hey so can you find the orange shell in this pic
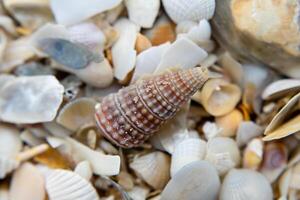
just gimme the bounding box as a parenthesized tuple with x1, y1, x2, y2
(95, 67, 209, 148)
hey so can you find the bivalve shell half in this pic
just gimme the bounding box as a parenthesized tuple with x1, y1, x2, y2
(161, 161, 220, 200)
(171, 138, 206, 176)
(220, 169, 273, 200)
(45, 169, 100, 200)
(262, 79, 300, 100)
(129, 151, 170, 189)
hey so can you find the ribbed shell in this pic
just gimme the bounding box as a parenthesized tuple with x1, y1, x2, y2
(45, 169, 100, 200)
(0, 156, 19, 179)
(95, 67, 208, 148)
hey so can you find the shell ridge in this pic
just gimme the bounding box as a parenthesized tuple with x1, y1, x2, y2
(153, 78, 176, 107)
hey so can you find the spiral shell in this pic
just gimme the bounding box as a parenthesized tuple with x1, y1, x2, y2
(95, 67, 209, 148)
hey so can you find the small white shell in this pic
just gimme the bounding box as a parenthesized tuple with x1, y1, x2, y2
(0, 156, 19, 179)
(162, 0, 215, 23)
(161, 161, 220, 200)
(125, 0, 160, 28)
(129, 151, 170, 189)
(220, 169, 273, 200)
(171, 138, 206, 176)
(45, 169, 100, 200)
(205, 137, 241, 176)
(0, 124, 22, 157)
(262, 79, 300, 100)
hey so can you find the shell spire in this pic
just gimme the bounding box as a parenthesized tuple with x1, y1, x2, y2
(95, 67, 209, 148)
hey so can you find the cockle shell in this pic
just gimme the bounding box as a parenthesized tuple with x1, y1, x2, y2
(95, 67, 209, 148)
(162, 0, 215, 24)
(129, 151, 170, 189)
(220, 169, 273, 200)
(171, 138, 206, 176)
(45, 169, 100, 200)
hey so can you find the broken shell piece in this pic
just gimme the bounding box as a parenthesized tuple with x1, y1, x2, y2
(161, 161, 220, 200)
(220, 169, 273, 200)
(0, 75, 64, 124)
(46, 169, 100, 200)
(202, 121, 222, 140)
(0, 124, 22, 157)
(57, 98, 96, 131)
(243, 138, 263, 170)
(43, 121, 72, 137)
(9, 163, 46, 200)
(50, 0, 122, 26)
(194, 78, 241, 116)
(236, 121, 263, 147)
(176, 21, 197, 34)
(74, 161, 93, 181)
(128, 186, 150, 200)
(205, 137, 241, 176)
(171, 138, 206, 176)
(129, 151, 170, 189)
(262, 79, 300, 100)
(135, 33, 152, 54)
(215, 109, 243, 137)
(125, 0, 160, 28)
(112, 18, 139, 82)
(144, 15, 176, 46)
(184, 20, 212, 45)
(117, 171, 134, 191)
(0, 156, 19, 179)
(162, 0, 215, 23)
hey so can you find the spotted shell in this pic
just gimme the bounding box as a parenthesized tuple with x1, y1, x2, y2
(95, 67, 209, 148)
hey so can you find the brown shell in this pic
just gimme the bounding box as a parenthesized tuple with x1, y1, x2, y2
(95, 67, 209, 148)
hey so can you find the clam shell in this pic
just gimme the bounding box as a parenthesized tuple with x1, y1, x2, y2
(236, 121, 263, 147)
(45, 169, 100, 200)
(0, 124, 22, 157)
(95, 67, 209, 148)
(171, 138, 206, 176)
(205, 137, 241, 175)
(0, 156, 19, 179)
(262, 79, 300, 100)
(215, 109, 243, 137)
(129, 151, 170, 189)
(125, 0, 160, 28)
(220, 169, 273, 200)
(161, 161, 220, 200)
(162, 0, 215, 23)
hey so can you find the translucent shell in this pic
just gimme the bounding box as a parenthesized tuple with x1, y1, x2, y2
(95, 67, 209, 148)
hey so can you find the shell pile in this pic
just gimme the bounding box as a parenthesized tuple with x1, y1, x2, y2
(0, 0, 300, 199)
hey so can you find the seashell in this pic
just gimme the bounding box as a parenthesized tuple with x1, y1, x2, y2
(135, 33, 152, 54)
(0, 156, 19, 179)
(57, 98, 97, 131)
(205, 137, 241, 176)
(262, 79, 300, 100)
(193, 78, 242, 116)
(3, 0, 53, 31)
(128, 186, 150, 200)
(260, 142, 288, 183)
(112, 18, 140, 82)
(125, 0, 160, 28)
(215, 109, 243, 137)
(16, 144, 50, 162)
(202, 121, 222, 140)
(129, 151, 170, 189)
(155, 37, 208, 73)
(50, 0, 122, 26)
(15, 62, 55, 76)
(74, 161, 93, 181)
(0, 75, 64, 124)
(220, 169, 273, 200)
(161, 160, 220, 200)
(43, 121, 73, 137)
(9, 163, 46, 200)
(0, 124, 22, 157)
(243, 138, 263, 170)
(175, 21, 198, 34)
(183, 19, 212, 45)
(144, 15, 176, 46)
(279, 168, 292, 199)
(236, 121, 263, 147)
(95, 67, 209, 148)
(171, 138, 206, 176)
(162, 0, 215, 24)
(45, 169, 100, 200)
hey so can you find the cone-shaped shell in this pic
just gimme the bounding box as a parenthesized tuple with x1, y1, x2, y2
(95, 67, 209, 148)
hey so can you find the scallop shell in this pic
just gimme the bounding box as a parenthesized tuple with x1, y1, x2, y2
(95, 67, 209, 148)
(220, 169, 273, 200)
(161, 161, 220, 200)
(262, 79, 300, 100)
(0, 156, 19, 179)
(171, 138, 206, 176)
(129, 151, 170, 189)
(162, 0, 215, 24)
(45, 169, 100, 200)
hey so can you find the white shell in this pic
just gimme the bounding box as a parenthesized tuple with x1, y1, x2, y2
(128, 186, 150, 200)
(129, 151, 170, 189)
(162, 0, 215, 23)
(74, 161, 93, 181)
(220, 169, 273, 200)
(50, 0, 122, 26)
(9, 163, 46, 200)
(0, 156, 19, 179)
(0, 75, 64, 124)
(205, 137, 241, 176)
(0, 124, 22, 157)
(184, 20, 211, 44)
(176, 21, 197, 34)
(112, 18, 140, 81)
(125, 0, 160, 28)
(46, 169, 100, 200)
(236, 121, 263, 147)
(171, 138, 206, 176)
(202, 121, 222, 140)
(161, 161, 220, 200)
(262, 79, 300, 100)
